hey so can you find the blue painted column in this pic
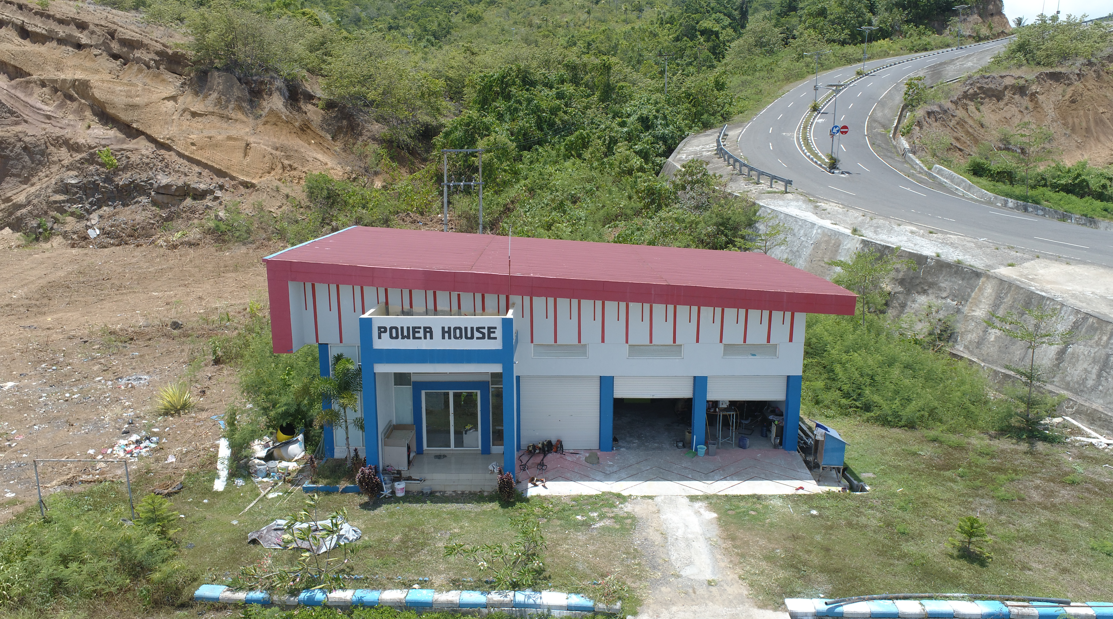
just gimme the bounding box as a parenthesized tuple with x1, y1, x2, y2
(318, 344, 334, 459)
(359, 322, 380, 468)
(783, 375, 802, 452)
(502, 316, 517, 477)
(599, 377, 614, 452)
(691, 376, 707, 450)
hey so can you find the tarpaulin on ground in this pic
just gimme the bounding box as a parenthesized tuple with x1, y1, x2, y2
(246, 518, 362, 555)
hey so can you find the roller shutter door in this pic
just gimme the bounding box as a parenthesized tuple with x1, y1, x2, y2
(520, 377, 599, 449)
(707, 376, 787, 400)
(614, 376, 693, 398)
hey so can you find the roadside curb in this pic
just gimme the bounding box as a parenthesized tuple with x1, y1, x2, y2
(786, 599, 1113, 619)
(194, 585, 620, 616)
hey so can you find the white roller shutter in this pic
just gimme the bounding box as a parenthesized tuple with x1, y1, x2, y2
(614, 376, 693, 398)
(520, 377, 599, 449)
(707, 376, 787, 400)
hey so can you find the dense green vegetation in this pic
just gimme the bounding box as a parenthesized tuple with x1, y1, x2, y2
(103, 0, 965, 246)
(987, 13, 1112, 69)
(962, 157, 1113, 219)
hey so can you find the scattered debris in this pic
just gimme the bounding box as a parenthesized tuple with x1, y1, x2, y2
(111, 434, 160, 459)
(116, 375, 151, 388)
(152, 479, 184, 497)
(247, 518, 363, 555)
(213, 438, 231, 492)
(0, 382, 16, 391)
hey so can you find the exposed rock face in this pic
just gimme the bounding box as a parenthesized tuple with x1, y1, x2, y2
(0, 0, 350, 235)
(909, 60, 1113, 166)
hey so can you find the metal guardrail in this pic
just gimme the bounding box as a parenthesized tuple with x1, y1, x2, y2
(716, 125, 793, 192)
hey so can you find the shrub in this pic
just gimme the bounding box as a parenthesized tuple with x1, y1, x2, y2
(97, 147, 118, 170)
(355, 465, 384, 502)
(155, 381, 195, 416)
(949, 516, 992, 564)
(135, 494, 180, 540)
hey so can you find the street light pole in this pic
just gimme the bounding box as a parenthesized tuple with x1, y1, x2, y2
(803, 50, 829, 103)
(858, 26, 878, 73)
(953, 4, 970, 48)
(820, 83, 846, 163)
(657, 52, 674, 100)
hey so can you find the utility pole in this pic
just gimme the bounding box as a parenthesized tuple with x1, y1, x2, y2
(803, 50, 829, 104)
(441, 149, 485, 233)
(657, 52, 674, 100)
(858, 26, 878, 73)
(953, 4, 971, 47)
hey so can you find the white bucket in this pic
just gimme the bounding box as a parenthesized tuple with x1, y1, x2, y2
(393, 481, 406, 497)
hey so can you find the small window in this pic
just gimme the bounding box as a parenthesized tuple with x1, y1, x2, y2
(490, 372, 503, 387)
(393, 372, 412, 386)
(532, 344, 588, 358)
(723, 344, 779, 359)
(628, 344, 683, 358)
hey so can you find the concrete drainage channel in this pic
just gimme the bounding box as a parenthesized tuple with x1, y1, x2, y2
(195, 585, 621, 616)
(786, 598, 1113, 619)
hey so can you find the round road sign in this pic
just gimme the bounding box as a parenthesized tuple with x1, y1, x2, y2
(840, 125, 849, 135)
(830, 125, 840, 136)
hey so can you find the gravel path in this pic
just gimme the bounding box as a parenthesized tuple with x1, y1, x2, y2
(630, 496, 788, 619)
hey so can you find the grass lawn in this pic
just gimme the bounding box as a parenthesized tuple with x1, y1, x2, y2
(168, 472, 642, 606)
(700, 418, 1113, 608)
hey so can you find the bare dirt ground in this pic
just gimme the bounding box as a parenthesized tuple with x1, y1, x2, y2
(631, 496, 788, 619)
(909, 57, 1113, 166)
(0, 236, 272, 523)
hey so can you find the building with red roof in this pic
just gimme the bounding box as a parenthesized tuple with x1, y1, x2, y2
(264, 226, 856, 484)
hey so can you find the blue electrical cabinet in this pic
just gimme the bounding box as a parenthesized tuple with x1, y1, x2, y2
(813, 422, 847, 470)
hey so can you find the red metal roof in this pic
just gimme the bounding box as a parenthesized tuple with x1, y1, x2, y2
(264, 227, 856, 351)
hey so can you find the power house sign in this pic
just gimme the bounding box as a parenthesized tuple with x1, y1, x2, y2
(371, 316, 503, 349)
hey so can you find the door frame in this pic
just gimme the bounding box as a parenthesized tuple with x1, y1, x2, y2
(412, 381, 491, 454)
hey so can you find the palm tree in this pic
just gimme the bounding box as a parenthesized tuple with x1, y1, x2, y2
(314, 353, 363, 463)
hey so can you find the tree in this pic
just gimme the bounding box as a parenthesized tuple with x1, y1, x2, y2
(996, 121, 1056, 201)
(984, 304, 1079, 448)
(949, 516, 992, 564)
(747, 216, 789, 254)
(313, 353, 364, 463)
(826, 247, 916, 325)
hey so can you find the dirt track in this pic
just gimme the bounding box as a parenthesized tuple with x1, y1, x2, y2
(0, 236, 271, 522)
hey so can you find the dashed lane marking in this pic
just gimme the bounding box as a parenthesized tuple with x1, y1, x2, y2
(778, 159, 787, 167)
(858, 163, 870, 172)
(900, 185, 926, 196)
(1034, 236, 1089, 249)
(777, 113, 783, 120)
(828, 185, 856, 196)
(990, 211, 1036, 221)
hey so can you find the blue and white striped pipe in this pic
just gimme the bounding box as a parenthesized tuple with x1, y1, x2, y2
(786, 599, 1113, 619)
(195, 585, 620, 615)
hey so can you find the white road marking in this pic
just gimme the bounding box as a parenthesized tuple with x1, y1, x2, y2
(841, 144, 846, 152)
(900, 185, 927, 196)
(778, 159, 787, 167)
(1034, 236, 1089, 249)
(800, 92, 807, 97)
(777, 113, 783, 120)
(990, 211, 1036, 221)
(857, 91, 862, 97)
(942, 217, 956, 221)
(769, 143, 773, 150)
(828, 185, 856, 196)
(788, 101, 794, 108)
(858, 162, 870, 172)
(769, 127, 773, 133)
(848, 103, 853, 110)
(840, 115, 845, 121)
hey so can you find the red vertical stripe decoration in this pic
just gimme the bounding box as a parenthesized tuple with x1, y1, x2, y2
(641, 303, 645, 322)
(789, 312, 796, 342)
(719, 308, 725, 344)
(327, 285, 332, 311)
(767, 311, 773, 343)
(553, 297, 558, 344)
(457, 293, 461, 312)
(337, 285, 344, 344)
(673, 305, 678, 344)
(601, 302, 606, 343)
(593, 300, 596, 322)
(696, 307, 701, 343)
(625, 302, 629, 344)
(408, 290, 413, 312)
(744, 309, 749, 343)
(432, 291, 437, 314)
(649, 304, 654, 343)
(688, 306, 692, 322)
(376, 287, 380, 304)
(482, 294, 486, 313)
(545, 298, 549, 319)
(782, 312, 787, 324)
(360, 287, 365, 314)
(311, 284, 320, 343)
(736, 309, 740, 324)
(577, 299, 582, 344)
(569, 298, 572, 315)
(303, 283, 308, 311)
(473, 293, 477, 315)
(529, 297, 535, 343)
(665, 305, 669, 323)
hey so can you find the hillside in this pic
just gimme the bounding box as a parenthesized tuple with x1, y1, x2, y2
(0, 0, 350, 245)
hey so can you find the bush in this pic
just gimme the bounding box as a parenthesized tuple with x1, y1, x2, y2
(135, 494, 180, 540)
(154, 381, 195, 416)
(803, 314, 1005, 431)
(97, 147, 118, 170)
(992, 15, 1113, 68)
(187, 2, 306, 81)
(0, 484, 179, 609)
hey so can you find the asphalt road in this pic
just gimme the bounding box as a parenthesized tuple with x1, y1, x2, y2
(735, 40, 1113, 268)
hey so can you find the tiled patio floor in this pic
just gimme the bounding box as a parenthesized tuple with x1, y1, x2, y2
(521, 443, 824, 496)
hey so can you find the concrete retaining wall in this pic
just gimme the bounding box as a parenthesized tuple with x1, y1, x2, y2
(759, 207, 1113, 434)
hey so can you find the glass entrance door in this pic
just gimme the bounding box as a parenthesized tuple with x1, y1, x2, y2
(423, 390, 481, 449)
